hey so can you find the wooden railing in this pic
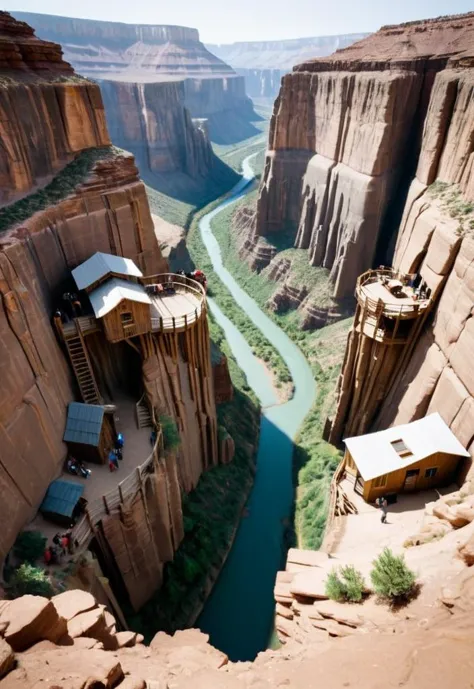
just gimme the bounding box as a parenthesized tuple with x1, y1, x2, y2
(355, 268, 430, 318)
(142, 273, 206, 332)
(62, 315, 100, 339)
(321, 455, 347, 552)
(71, 427, 162, 549)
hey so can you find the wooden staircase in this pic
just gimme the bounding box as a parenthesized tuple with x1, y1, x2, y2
(136, 394, 153, 429)
(64, 325, 102, 405)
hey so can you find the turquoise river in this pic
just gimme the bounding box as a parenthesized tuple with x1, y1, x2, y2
(196, 153, 317, 661)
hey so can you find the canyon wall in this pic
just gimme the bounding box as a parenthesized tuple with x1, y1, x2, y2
(0, 13, 226, 601)
(246, 14, 474, 302)
(207, 34, 368, 98)
(12, 11, 257, 150)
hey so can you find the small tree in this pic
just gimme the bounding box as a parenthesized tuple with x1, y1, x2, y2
(325, 565, 365, 603)
(370, 548, 416, 602)
(160, 415, 181, 452)
(9, 564, 54, 598)
(13, 531, 46, 564)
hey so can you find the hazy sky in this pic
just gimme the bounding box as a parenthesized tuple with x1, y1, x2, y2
(8, 0, 473, 43)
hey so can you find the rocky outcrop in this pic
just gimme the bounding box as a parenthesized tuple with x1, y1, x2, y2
(248, 13, 474, 301)
(235, 68, 285, 99)
(152, 215, 192, 271)
(0, 11, 109, 205)
(13, 11, 257, 147)
(6, 573, 474, 687)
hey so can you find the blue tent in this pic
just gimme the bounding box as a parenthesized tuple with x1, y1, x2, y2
(40, 479, 84, 524)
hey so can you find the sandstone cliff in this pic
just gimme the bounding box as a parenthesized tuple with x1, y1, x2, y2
(246, 13, 474, 304)
(13, 11, 258, 146)
(207, 34, 368, 98)
(3, 562, 474, 688)
(0, 13, 227, 598)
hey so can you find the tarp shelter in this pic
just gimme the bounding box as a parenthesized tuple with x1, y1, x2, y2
(72, 252, 143, 291)
(344, 413, 470, 502)
(63, 402, 115, 464)
(40, 479, 84, 527)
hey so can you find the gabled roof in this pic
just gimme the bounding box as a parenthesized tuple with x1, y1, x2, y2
(72, 252, 143, 290)
(63, 402, 105, 447)
(88, 278, 151, 319)
(344, 413, 470, 481)
(40, 479, 84, 519)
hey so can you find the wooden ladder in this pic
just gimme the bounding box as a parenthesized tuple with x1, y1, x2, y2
(64, 325, 102, 405)
(136, 396, 153, 429)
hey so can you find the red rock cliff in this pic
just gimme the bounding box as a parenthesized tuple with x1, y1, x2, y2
(249, 13, 474, 300)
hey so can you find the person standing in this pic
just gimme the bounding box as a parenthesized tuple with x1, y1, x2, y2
(377, 496, 388, 523)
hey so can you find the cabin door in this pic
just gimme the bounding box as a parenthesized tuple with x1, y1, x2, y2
(403, 469, 419, 491)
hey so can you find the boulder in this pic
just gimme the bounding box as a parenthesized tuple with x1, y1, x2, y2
(0, 639, 14, 679)
(310, 600, 364, 628)
(0, 596, 67, 652)
(286, 549, 329, 568)
(275, 603, 293, 620)
(51, 590, 97, 622)
(452, 505, 474, 525)
(289, 569, 329, 600)
(67, 607, 107, 639)
(310, 618, 357, 637)
(115, 631, 138, 648)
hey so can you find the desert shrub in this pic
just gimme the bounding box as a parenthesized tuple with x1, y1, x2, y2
(370, 548, 416, 601)
(160, 415, 181, 452)
(325, 565, 365, 602)
(13, 531, 46, 564)
(10, 564, 54, 598)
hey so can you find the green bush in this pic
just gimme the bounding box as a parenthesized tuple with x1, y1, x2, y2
(13, 531, 46, 564)
(160, 415, 181, 452)
(10, 564, 54, 598)
(370, 548, 416, 601)
(325, 565, 365, 602)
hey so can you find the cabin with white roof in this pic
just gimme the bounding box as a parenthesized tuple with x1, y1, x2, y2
(72, 252, 152, 342)
(343, 413, 470, 503)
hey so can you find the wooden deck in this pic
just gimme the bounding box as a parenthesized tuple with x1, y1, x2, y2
(150, 291, 203, 332)
(361, 281, 429, 317)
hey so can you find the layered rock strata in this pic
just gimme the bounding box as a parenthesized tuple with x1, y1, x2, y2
(330, 49, 474, 452)
(246, 13, 474, 301)
(5, 571, 474, 688)
(13, 11, 256, 148)
(0, 15, 227, 612)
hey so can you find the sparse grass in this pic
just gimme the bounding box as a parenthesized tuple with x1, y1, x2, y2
(428, 179, 474, 236)
(0, 146, 123, 233)
(205, 176, 353, 550)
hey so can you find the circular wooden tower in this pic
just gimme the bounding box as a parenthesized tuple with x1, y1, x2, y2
(328, 268, 432, 445)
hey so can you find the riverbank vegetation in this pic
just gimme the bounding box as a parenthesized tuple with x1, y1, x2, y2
(207, 182, 353, 550)
(127, 317, 260, 640)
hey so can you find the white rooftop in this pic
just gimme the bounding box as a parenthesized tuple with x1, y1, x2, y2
(89, 278, 151, 319)
(72, 252, 143, 291)
(344, 413, 470, 481)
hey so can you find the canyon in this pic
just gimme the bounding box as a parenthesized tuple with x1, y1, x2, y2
(12, 11, 256, 203)
(207, 33, 369, 98)
(0, 11, 255, 622)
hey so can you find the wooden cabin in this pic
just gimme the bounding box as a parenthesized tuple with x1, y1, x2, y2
(88, 278, 152, 342)
(63, 402, 115, 465)
(343, 413, 470, 503)
(72, 252, 152, 343)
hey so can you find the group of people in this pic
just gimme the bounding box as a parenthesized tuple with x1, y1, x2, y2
(66, 457, 91, 479)
(108, 433, 124, 472)
(177, 269, 208, 292)
(44, 531, 74, 566)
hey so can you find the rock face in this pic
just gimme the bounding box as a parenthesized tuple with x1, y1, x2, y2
(0, 11, 109, 206)
(0, 13, 226, 609)
(12, 11, 257, 148)
(248, 13, 474, 301)
(207, 34, 368, 98)
(5, 578, 474, 687)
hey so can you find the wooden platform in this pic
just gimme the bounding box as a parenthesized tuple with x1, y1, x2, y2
(361, 281, 429, 317)
(150, 291, 203, 332)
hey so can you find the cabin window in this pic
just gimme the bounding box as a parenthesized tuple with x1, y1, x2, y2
(373, 474, 387, 488)
(425, 467, 438, 479)
(390, 438, 413, 458)
(121, 312, 134, 325)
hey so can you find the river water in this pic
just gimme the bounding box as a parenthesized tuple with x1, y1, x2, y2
(196, 154, 316, 661)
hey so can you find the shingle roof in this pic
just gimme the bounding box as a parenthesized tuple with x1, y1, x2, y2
(63, 402, 105, 447)
(344, 413, 470, 481)
(72, 252, 143, 291)
(88, 278, 151, 319)
(40, 480, 84, 519)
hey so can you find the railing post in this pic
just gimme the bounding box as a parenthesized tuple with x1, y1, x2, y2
(103, 495, 110, 515)
(118, 483, 124, 503)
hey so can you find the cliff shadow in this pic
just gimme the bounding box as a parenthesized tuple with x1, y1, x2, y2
(206, 107, 264, 145)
